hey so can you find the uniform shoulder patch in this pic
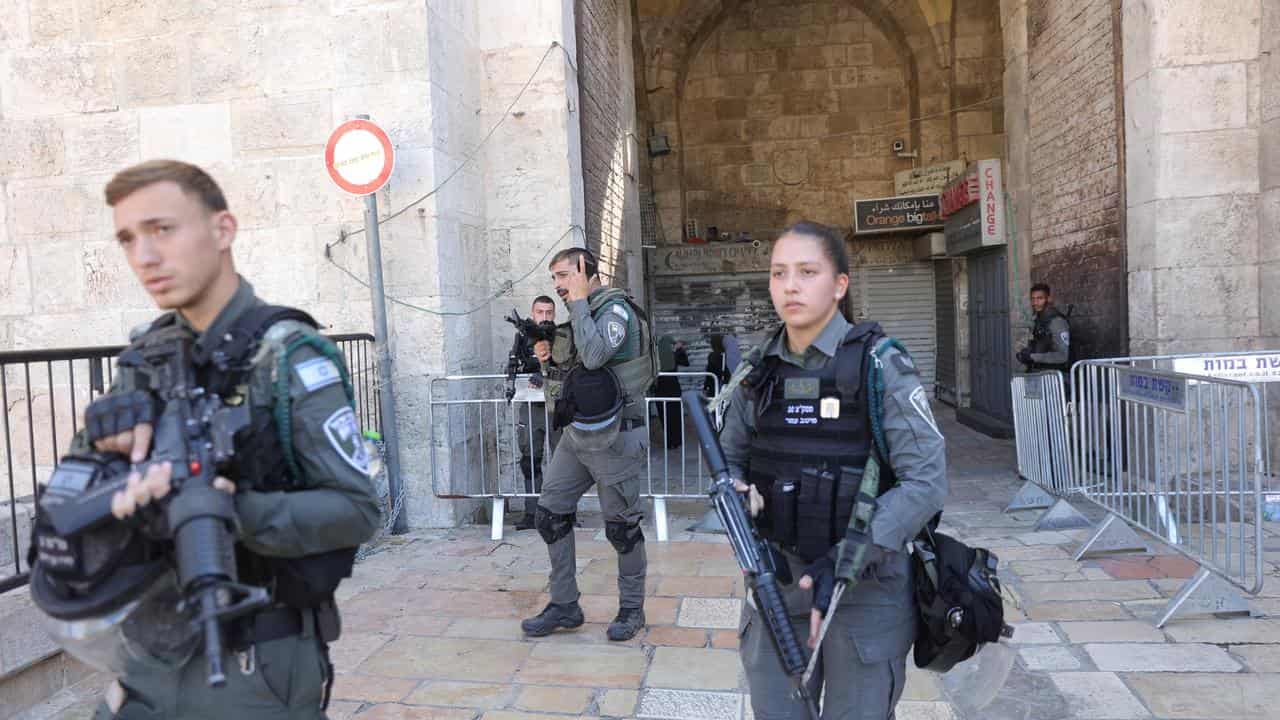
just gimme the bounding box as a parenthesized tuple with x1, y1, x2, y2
(1060, 331, 1070, 346)
(605, 319, 626, 347)
(323, 406, 371, 474)
(908, 386, 942, 438)
(295, 356, 342, 392)
(610, 303, 630, 321)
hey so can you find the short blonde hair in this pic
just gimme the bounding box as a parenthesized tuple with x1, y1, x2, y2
(104, 159, 228, 212)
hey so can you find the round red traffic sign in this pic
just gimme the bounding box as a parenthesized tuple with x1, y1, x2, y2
(325, 119, 395, 196)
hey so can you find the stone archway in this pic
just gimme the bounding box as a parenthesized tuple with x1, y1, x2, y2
(635, 0, 956, 243)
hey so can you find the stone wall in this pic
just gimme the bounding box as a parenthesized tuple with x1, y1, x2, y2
(575, 0, 643, 292)
(1027, 0, 1126, 360)
(952, 0, 1005, 163)
(1124, 0, 1267, 356)
(640, 0, 956, 245)
(0, 0, 592, 529)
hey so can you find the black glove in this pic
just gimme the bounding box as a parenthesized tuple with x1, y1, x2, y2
(84, 390, 157, 443)
(1016, 349, 1033, 366)
(802, 556, 836, 616)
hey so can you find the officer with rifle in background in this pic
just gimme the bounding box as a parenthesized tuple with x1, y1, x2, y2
(504, 296, 560, 530)
(27, 160, 381, 719)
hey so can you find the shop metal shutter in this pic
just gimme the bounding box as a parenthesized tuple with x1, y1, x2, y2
(857, 262, 937, 389)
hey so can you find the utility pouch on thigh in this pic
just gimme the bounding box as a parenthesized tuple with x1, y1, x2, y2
(768, 477, 799, 549)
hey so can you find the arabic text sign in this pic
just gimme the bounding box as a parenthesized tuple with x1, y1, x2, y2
(1171, 354, 1280, 384)
(853, 194, 942, 235)
(1117, 369, 1187, 413)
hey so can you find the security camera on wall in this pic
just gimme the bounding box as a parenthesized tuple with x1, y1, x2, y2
(892, 138, 918, 159)
(892, 139, 905, 153)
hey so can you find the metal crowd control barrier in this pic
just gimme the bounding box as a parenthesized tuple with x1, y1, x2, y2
(1071, 361, 1268, 626)
(0, 333, 380, 594)
(1011, 372, 1073, 491)
(427, 371, 720, 542)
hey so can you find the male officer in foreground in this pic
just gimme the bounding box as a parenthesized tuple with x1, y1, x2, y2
(1017, 282, 1071, 375)
(511, 295, 559, 530)
(32, 160, 381, 719)
(522, 248, 655, 642)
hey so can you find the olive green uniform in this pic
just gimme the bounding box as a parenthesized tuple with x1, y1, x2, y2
(720, 313, 948, 720)
(537, 289, 652, 610)
(91, 278, 381, 720)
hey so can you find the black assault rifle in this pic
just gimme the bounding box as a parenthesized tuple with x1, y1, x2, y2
(40, 336, 270, 686)
(682, 390, 820, 720)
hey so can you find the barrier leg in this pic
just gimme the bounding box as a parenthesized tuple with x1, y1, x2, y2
(1156, 567, 1254, 628)
(1032, 498, 1092, 532)
(491, 498, 505, 541)
(1005, 480, 1055, 513)
(1074, 514, 1150, 560)
(654, 497, 669, 542)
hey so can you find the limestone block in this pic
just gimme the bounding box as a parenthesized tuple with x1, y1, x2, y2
(1151, 0, 1260, 67)
(88, 0, 218, 42)
(1149, 194, 1258, 269)
(1261, 188, 1280, 261)
(0, 244, 32, 317)
(83, 240, 148, 308)
(232, 92, 332, 156)
(1261, 261, 1280, 338)
(1125, 134, 1156, 207)
(113, 36, 184, 106)
(957, 110, 994, 137)
(1127, 672, 1280, 719)
(189, 28, 259, 100)
(273, 156, 362, 226)
(29, 238, 86, 312)
(241, 16, 336, 96)
(1154, 265, 1259, 333)
(63, 112, 138, 175)
(1121, 0, 1152, 81)
(1, 46, 114, 116)
(1125, 202, 1156, 272)
(29, 0, 80, 44)
(233, 226, 319, 307)
(1154, 128, 1259, 198)
(1262, 117, 1280, 191)
(216, 160, 278, 229)
(0, 0, 30, 49)
(139, 104, 232, 167)
(0, 117, 63, 179)
(1151, 63, 1248, 133)
(1125, 71, 1154, 141)
(11, 309, 125, 352)
(5, 179, 105, 237)
(1050, 672, 1151, 719)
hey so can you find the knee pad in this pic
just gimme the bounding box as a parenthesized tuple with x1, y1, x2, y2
(534, 505, 575, 545)
(605, 520, 644, 554)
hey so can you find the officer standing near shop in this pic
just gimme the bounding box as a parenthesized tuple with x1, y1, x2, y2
(512, 295, 560, 531)
(719, 222, 947, 719)
(1017, 282, 1071, 375)
(28, 160, 381, 719)
(522, 247, 654, 642)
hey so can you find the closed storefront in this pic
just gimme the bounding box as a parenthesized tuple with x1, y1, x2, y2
(934, 259, 957, 405)
(855, 262, 937, 390)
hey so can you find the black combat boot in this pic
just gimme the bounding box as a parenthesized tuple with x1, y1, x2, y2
(521, 601, 585, 637)
(606, 606, 645, 641)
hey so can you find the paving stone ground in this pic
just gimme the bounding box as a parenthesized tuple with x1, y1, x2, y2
(18, 408, 1280, 719)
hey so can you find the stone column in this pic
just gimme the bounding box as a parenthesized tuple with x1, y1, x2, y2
(1123, 0, 1263, 356)
(1000, 0, 1033, 369)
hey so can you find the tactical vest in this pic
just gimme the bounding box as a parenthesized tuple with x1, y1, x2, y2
(1030, 306, 1069, 373)
(586, 288, 655, 413)
(133, 306, 358, 611)
(744, 322, 894, 562)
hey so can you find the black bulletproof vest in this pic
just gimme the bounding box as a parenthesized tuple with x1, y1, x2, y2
(140, 307, 355, 608)
(745, 322, 892, 562)
(1031, 306, 1069, 372)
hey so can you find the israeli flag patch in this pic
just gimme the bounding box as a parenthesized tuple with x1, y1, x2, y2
(295, 357, 341, 392)
(323, 407, 371, 474)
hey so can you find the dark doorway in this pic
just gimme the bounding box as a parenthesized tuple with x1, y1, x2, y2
(959, 248, 1014, 436)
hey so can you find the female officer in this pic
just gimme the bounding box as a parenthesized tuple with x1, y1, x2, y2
(718, 221, 947, 720)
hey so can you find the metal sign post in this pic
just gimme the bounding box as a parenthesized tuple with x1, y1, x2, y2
(326, 115, 408, 533)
